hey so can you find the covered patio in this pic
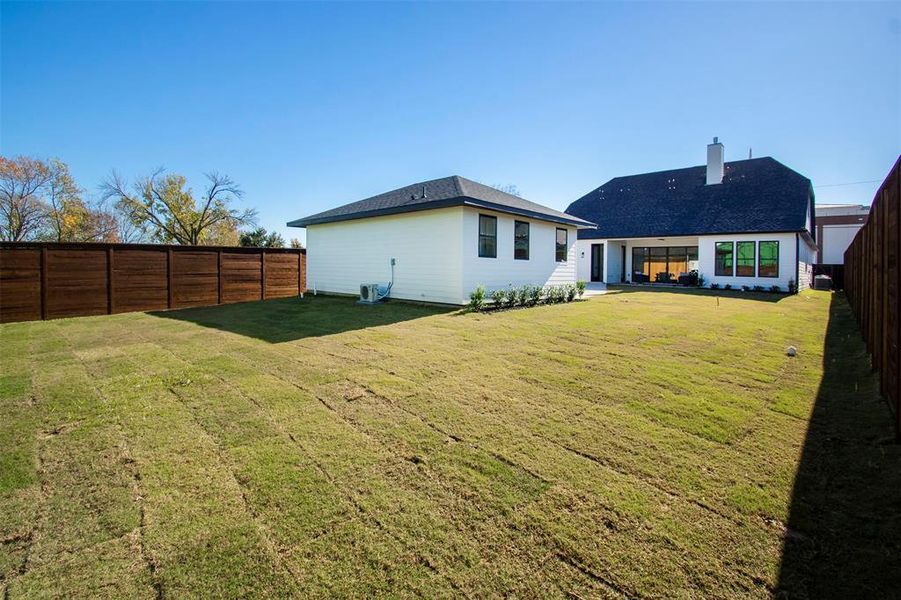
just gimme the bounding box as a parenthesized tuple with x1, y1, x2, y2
(578, 236, 700, 286)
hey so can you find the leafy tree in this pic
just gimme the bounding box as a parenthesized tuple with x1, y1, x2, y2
(239, 227, 285, 248)
(0, 155, 116, 242)
(102, 169, 256, 245)
(205, 220, 240, 247)
(0, 156, 52, 241)
(44, 159, 117, 242)
(290, 238, 304, 249)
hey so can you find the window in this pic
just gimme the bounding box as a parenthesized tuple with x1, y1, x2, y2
(478, 215, 497, 258)
(758, 241, 779, 277)
(736, 241, 756, 277)
(631, 246, 699, 283)
(632, 247, 646, 278)
(555, 228, 568, 262)
(715, 242, 734, 276)
(514, 221, 529, 260)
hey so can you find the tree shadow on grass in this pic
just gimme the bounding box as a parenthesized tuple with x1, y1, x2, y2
(776, 293, 901, 598)
(148, 294, 456, 343)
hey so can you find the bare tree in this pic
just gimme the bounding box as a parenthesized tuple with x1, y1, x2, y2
(0, 156, 52, 241)
(102, 169, 256, 245)
(491, 184, 522, 197)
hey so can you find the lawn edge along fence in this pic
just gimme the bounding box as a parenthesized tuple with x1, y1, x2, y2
(844, 155, 901, 442)
(0, 242, 306, 323)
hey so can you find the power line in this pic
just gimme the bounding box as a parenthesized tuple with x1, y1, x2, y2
(814, 179, 881, 188)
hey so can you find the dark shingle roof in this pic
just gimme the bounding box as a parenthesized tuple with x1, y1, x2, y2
(287, 176, 595, 228)
(565, 157, 814, 240)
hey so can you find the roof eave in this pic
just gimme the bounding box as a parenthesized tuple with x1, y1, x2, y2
(578, 227, 812, 240)
(286, 198, 461, 228)
(460, 198, 596, 228)
(288, 197, 597, 229)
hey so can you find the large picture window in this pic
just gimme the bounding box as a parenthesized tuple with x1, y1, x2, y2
(478, 215, 497, 258)
(514, 221, 529, 260)
(555, 228, 568, 262)
(715, 242, 734, 276)
(631, 246, 698, 283)
(736, 241, 756, 277)
(758, 241, 779, 277)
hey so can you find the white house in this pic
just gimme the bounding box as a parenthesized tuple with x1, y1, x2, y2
(287, 176, 595, 304)
(565, 139, 818, 292)
(815, 203, 869, 266)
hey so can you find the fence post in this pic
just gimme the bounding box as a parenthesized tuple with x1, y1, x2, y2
(167, 248, 174, 309)
(297, 252, 302, 295)
(217, 249, 223, 305)
(107, 247, 114, 314)
(261, 251, 266, 300)
(40, 246, 48, 320)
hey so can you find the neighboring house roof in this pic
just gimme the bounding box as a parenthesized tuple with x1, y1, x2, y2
(287, 175, 596, 228)
(817, 203, 870, 216)
(566, 157, 814, 240)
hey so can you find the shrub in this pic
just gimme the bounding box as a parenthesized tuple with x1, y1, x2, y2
(788, 279, 797, 293)
(769, 285, 781, 293)
(469, 285, 486, 311)
(724, 284, 733, 291)
(575, 280, 586, 299)
(490, 288, 506, 307)
(709, 283, 720, 290)
(565, 284, 577, 302)
(741, 285, 751, 292)
(516, 285, 531, 307)
(506, 285, 518, 308)
(697, 274, 706, 288)
(753, 285, 764, 292)
(528, 285, 543, 305)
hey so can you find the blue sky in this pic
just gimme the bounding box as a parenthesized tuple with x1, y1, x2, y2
(2, 1, 899, 244)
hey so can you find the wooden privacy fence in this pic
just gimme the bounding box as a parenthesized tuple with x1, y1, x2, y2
(0, 242, 306, 323)
(844, 155, 900, 441)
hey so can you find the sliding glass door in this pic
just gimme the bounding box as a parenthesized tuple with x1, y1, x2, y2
(631, 246, 698, 283)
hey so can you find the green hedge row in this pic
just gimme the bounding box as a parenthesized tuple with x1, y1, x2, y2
(469, 281, 586, 312)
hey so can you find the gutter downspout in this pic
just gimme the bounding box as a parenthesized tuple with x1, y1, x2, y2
(795, 233, 800, 294)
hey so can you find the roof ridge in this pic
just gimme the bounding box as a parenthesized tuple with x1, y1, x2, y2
(451, 175, 464, 196)
(607, 157, 777, 182)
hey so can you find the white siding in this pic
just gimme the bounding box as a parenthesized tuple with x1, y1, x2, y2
(699, 232, 799, 291)
(574, 239, 625, 283)
(575, 240, 593, 282)
(461, 207, 577, 295)
(820, 225, 862, 264)
(306, 207, 465, 304)
(606, 241, 624, 283)
(797, 236, 816, 291)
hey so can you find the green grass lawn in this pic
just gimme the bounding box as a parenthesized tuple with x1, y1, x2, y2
(1, 289, 898, 598)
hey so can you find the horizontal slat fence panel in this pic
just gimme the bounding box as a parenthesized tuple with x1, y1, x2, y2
(46, 248, 109, 319)
(113, 249, 168, 313)
(173, 251, 219, 308)
(222, 252, 262, 303)
(0, 242, 305, 323)
(264, 252, 301, 299)
(844, 155, 901, 442)
(0, 248, 41, 322)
